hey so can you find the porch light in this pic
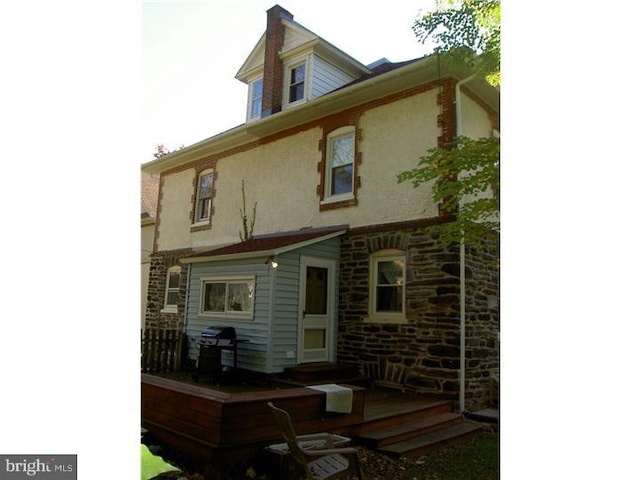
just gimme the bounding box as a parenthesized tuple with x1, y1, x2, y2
(265, 256, 279, 269)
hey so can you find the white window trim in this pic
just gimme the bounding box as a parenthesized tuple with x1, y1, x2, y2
(366, 249, 407, 324)
(282, 56, 309, 109)
(160, 265, 181, 314)
(199, 275, 256, 320)
(321, 126, 356, 204)
(247, 76, 263, 122)
(192, 169, 214, 226)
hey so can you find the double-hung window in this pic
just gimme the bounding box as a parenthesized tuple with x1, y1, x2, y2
(194, 170, 214, 224)
(249, 78, 263, 120)
(368, 250, 406, 323)
(161, 265, 181, 313)
(200, 277, 255, 319)
(288, 62, 306, 103)
(322, 126, 355, 204)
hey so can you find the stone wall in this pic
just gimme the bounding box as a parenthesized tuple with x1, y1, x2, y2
(463, 236, 500, 410)
(337, 222, 499, 410)
(144, 249, 192, 330)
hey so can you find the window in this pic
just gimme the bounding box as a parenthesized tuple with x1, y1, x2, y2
(161, 266, 181, 313)
(249, 78, 263, 119)
(368, 250, 406, 323)
(200, 277, 255, 318)
(194, 170, 214, 224)
(288, 62, 305, 103)
(322, 126, 355, 203)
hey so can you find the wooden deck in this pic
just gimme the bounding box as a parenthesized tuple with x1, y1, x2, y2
(142, 372, 481, 477)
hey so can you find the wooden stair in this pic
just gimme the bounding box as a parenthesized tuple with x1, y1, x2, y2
(270, 362, 372, 388)
(354, 392, 484, 458)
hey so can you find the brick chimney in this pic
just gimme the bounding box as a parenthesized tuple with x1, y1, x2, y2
(261, 5, 294, 118)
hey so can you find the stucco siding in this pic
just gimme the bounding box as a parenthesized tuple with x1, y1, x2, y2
(156, 170, 195, 250)
(459, 91, 494, 139)
(154, 87, 493, 253)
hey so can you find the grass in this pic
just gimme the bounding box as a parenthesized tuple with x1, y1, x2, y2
(359, 431, 499, 480)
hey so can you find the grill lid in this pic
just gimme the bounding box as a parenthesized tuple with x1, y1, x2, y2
(201, 326, 236, 339)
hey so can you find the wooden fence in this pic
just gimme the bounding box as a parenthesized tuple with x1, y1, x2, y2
(141, 328, 184, 373)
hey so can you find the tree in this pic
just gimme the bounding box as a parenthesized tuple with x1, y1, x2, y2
(239, 179, 257, 242)
(413, 0, 500, 87)
(398, 0, 500, 247)
(153, 143, 185, 159)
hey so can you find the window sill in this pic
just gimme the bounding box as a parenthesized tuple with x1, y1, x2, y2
(161, 307, 178, 314)
(197, 312, 254, 322)
(190, 220, 211, 232)
(320, 195, 357, 211)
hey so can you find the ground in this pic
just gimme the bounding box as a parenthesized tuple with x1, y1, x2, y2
(153, 430, 499, 480)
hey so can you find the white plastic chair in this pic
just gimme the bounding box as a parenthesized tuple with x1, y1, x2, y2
(267, 401, 363, 480)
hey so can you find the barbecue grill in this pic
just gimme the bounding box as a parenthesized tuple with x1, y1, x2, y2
(193, 326, 237, 382)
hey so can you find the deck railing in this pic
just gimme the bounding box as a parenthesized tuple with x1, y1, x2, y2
(141, 328, 184, 373)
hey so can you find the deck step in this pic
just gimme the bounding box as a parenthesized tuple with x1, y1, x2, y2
(271, 362, 372, 388)
(357, 412, 462, 447)
(376, 421, 484, 458)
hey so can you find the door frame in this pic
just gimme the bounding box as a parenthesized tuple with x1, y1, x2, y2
(297, 256, 336, 364)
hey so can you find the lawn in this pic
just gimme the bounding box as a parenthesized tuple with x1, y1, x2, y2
(357, 431, 499, 480)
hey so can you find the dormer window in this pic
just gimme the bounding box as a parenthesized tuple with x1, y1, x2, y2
(286, 61, 306, 105)
(249, 78, 263, 120)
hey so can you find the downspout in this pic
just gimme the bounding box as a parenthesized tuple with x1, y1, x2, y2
(181, 263, 191, 368)
(455, 74, 475, 414)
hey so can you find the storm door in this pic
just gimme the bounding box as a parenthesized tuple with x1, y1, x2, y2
(298, 257, 335, 363)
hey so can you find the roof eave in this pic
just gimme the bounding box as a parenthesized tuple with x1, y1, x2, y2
(180, 229, 346, 264)
(141, 57, 498, 174)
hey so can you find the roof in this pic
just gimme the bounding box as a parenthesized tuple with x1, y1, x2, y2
(181, 225, 347, 264)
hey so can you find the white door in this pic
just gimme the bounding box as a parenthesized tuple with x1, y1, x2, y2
(298, 257, 335, 363)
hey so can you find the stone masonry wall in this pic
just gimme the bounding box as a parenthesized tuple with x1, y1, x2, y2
(337, 223, 499, 410)
(144, 249, 192, 330)
(463, 235, 500, 410)
(338, 224, 462, 403)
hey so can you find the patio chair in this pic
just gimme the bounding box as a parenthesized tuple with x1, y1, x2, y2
(267, 401, 363, 480)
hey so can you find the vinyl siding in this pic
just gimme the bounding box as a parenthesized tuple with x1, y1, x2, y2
(184, 236, 341, 373)
(310, 54, 356, 99)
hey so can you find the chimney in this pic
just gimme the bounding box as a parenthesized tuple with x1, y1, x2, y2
(261, 5, 294, 118)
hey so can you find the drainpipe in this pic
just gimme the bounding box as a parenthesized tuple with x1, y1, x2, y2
(455, 74, 475, 414)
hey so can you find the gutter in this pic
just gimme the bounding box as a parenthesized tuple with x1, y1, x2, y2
(455, 74, 475, 414)
(141, 57, 479, 174)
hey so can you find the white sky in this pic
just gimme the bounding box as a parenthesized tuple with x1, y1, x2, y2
(142, 0, 434, 162)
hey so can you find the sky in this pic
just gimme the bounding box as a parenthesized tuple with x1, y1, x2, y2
(142, 0, 434, 162)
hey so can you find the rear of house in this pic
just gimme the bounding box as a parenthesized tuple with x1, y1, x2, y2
(142, 4, 499, 411)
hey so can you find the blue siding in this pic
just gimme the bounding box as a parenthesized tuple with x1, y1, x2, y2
(185, 236, 342, 373)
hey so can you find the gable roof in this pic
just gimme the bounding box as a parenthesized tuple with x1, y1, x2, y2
(235, 16, 369, 84)
(181, 225, 347, 264)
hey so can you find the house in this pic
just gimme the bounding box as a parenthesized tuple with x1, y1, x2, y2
(141, 5, 499, 411)
(141, 171, 159, 329)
